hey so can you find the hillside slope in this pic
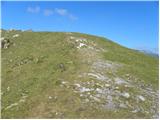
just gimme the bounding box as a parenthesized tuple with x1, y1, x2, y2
(1, 30, 159, 118)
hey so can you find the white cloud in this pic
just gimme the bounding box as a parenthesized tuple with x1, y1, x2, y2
(55, 8, 78, 20)
(43, 9, 54, 16)
(27, 6, 78, 20)
(69, 14, 78, 20)
(55, 8, 68, 16)
(27, 6, 40, 13)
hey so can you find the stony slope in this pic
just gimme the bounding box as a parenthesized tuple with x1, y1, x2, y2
(1, 30, 159, 118)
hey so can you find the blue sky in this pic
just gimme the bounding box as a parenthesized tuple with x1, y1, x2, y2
(1, 1, 159, 53)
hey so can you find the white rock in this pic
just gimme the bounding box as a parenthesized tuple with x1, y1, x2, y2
(0, 37, 5, 41)
(88, 73, 107, 81)
(92, 96, 101, 102)
(85, 98, 89, 102)
(138, 95, 145, 101)
(55, 112, 58, 115)
(19, 99, 25, 103)
(79, 87, 93, 92)
(74, 83, 81, 87)
(132, 109, 139, 113)
(114, 77, 128, 85)
(48, 96, 52, 99)
(88, 46, 94, 49)
(61, 81, 67, 84)
(77, 43, 86, 49)
(70, 36, 75, 39)
(7, 86, 10, 92)
(13, 34, 19, 38)
(115, 86, 119, 89)
(122, 92, 130, 98)
(119, 103, 127, 108)
(96, 88, 103, 93)
(5, 103, 18, 110)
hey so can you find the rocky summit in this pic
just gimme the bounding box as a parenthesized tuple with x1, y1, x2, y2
(1, 29, 159, 119)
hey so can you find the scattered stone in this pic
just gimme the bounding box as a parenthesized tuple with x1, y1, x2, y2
(114, 77, 128, 85)
(1, 92, 4, 96)
(49, 96, 52, 99)
(92, 96, 101, 102)
(5, 103, 18, 110)
(74, 83, 81, 88)
(85, 98, 89, 102)
(79, 87, 93, 92)
(61, 81, 67, 84)
(138, 95, 145, 102)
(1, 38, 11, 49)
(105, 84, 110, 87)
(0, 37, 5, 41)
(58, 63, 66, 72)
(13, 34, 19, 38)
(88, 73, 107, 81)
(55, 112, 58, 115)
(131, 109, 139, 113)
(121, 92, 130, 98)
(125, 74, 130, 77)
(70, 36, 75, 39)
(96, 88, 103, 94)
(80, 94, 83, 97)
(7, 86, 10, 92)
(104, 95, 116, 110)
(115, 86, 119, 90)
(119, 103, 127, 108)
(77, 43, 86, 49)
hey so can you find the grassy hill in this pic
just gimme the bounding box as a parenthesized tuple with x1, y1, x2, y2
(1, 29, 159, 118)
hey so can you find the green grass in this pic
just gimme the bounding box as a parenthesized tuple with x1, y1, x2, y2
(1, 30, 158, 118)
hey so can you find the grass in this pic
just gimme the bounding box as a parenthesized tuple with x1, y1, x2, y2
(1, 30, 158, 118)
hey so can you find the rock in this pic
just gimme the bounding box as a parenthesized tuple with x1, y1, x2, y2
(74, 83, 81, 88)
(0, 37, 5, 41)
(13, 34, 19, 38)
(70, 36, 75, 39)
(7, 86, 10, 92)
(119, 103, 127, 108)
(49, 96, 52, 99)
(79, 87, 93, 92)
(125, 74, 130, 77)
(121, 92, 130, 98)
(105, 84, 110, 87)
(88, 73, 107, 81)
(5, 103, 18, 110)
(114, 77, 128, 85)
(61, 81, 67, 84)
(55, 112, 58, 115)
(138, 95, 145, 101)
(104, 95, 116, 110)
(1, 38, 11, 49)
(77, 43, 86, 49)
(92, 96, 101, 102)
(96, 88, 103, 93)
(80, 94, 83, 97)
(58, 63, 66, 72)
(85, 98, 89, 102)
(115, 86, 119, 90)
(131, 109, 139, 113)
